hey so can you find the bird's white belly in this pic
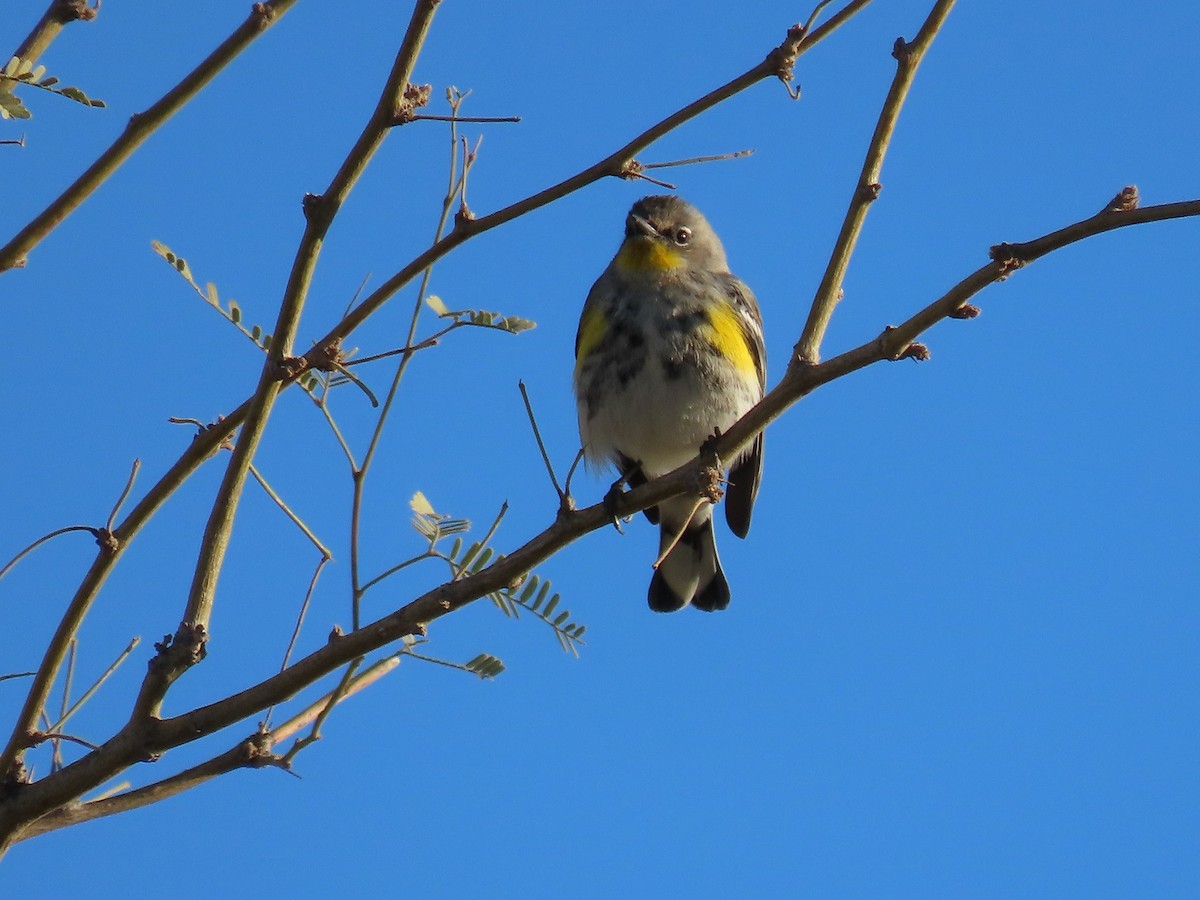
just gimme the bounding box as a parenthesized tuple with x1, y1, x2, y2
(580, 357, 759, 479)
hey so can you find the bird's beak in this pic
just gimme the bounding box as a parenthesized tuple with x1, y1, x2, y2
(627, 213, 658, 240)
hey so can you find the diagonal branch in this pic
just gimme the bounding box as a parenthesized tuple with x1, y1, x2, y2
(794, 0, 958, 364)
(0, 1, 300, 273)
(141, 0, 444, 719)
(8, 1, 99, 72)
(14, 734, 273, 842)
(17, 652, 402, 842)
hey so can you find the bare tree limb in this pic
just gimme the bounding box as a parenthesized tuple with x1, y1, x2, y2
(17, 653, 403, 842)
(8, 0, 99, 71)
(149, 0, 443, 723)
(14, 735, 273, 841)
(795, 0, 959, 364)
(0, 1, 300, 273)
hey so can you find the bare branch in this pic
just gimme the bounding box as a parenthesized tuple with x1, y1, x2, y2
(15, 735, 273, 842)
(0, 1, 300, 273)
(104, 459, 140, 533)
(49, 638, 141, 733)
(9, 1, 100, 71)
(519, 381, 566, 504)
(409, 113, 520, 123)
(176, 0, 443, 653)
(271, 654, 399, 743)
(794, 0, 959, 364)
(263, 556, 330, 730)
(247, 465, 333, 561)
(0, 526, 102, 583)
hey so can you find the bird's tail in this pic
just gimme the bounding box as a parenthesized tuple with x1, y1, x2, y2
(647, 501, 730, 613)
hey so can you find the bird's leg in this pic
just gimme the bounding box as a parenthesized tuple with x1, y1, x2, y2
(699, 426, 726, 471)
(602, 455, 642, 533)
(698, 428, 728, 501)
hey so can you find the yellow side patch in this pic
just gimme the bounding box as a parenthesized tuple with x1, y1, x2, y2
(575, 305, 607, 374)
(704, 303, 758, 377)
(615, 239, 685, 271)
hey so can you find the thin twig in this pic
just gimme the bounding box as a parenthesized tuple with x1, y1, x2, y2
(350, 84, 469, 630)
(359, 552, 434, 596)
(803, 0, 837, 39)
(642, 149, 754, 169)
(280, 658, 363, 765)
(263, 556, 330, 729)
(52, 639, 77, 771)
(49, 637, 140, 733)
(270, 653, 400, 743)
(324, 359, 379, 408)
(32, 732, 98, 752)
(410, 113, 520, 123)
(343, 323, 459, 367)
(248, 465, 333, 561)
(625, 171, 677, 190)
(105, 459, 141, 532)
(457, 134, 483, 219)
(562, 448, 586, 506)
(315, 392, 358, 472)
(0, 526, 100, 583)
(519, 381, 564, 501)
(401, 649, 478, 672)
(650, 498, 707, 570)
(796, 0, 955, 367)
(794, 0, 957, 364)
(475, 503, 509, 568)
(86, 781, 132, 804)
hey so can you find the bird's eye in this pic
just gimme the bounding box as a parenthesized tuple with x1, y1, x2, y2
(673, 227, 692, 246)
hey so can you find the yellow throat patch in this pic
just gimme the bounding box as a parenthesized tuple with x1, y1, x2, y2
(615, 238, 685, 272)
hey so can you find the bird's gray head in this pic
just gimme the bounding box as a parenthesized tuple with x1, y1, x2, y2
(614, 195, 729, 274)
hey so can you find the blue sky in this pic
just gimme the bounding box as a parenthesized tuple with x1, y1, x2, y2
(2, 1, 1198, 896)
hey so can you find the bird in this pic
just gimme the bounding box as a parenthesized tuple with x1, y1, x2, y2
(573, 194, 765, 612)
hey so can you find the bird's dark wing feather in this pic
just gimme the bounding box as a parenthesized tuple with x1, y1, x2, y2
(721, 275, 764, 539)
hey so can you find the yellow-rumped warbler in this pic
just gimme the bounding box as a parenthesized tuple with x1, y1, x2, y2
(574, 195, 765, 612)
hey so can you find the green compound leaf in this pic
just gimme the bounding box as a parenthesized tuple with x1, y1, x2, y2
(151, 240, 275, 355)
(464, 653, 506, 679)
